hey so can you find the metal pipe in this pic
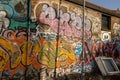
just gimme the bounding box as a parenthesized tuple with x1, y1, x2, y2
(54, 0, 61, 79)
(81, 0, 85, 80)
(25, 0, 30, 79)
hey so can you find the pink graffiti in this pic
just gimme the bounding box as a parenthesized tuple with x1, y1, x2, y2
(39, 13, 87, 38)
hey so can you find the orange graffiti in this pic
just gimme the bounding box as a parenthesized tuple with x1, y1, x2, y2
(3, 30, 26, 45)
(21, 40, 41, 66)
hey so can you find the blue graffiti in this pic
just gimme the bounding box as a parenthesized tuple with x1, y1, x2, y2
(0, 0, 27, 21)
(117, 44, 120, 52)
(70, 61, 94, 73)
(74, 45, 82, 56)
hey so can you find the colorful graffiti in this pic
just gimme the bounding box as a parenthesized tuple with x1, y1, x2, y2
(39, 4, 92, 40)
(101, 31, 111, 42)
(0, 0, 120, 79)
(0, 0, 27, 21)
(0, 11, 77, 79)
(113, 23, 120, 40)
(91, 16, 101, 40)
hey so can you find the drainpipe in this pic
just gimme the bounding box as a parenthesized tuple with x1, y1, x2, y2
(25, 0, 30, 79)
(54, 0, 61, 79)
(81, 0, 85, 80)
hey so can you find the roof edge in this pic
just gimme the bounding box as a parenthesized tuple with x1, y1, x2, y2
(65, 0, 120, 18)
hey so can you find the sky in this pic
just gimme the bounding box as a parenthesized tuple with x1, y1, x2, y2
(88, 0, 120, 10)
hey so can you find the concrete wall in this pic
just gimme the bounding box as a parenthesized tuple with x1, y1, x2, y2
(0, 0, 120, 79)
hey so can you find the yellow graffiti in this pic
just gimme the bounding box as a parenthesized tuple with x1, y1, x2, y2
(37, 40, 77, 68)
(0, 37, 21, 69)
(38, 41, 56, 68)
(0, 37, 15, 53)
(58, 47, 76, 68)
(0, 36, 77, 71)
(21, 40, 41, 66)
(0, 48, 9, 71)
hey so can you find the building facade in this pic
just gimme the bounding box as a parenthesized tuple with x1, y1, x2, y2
(0, 0, 120, 79)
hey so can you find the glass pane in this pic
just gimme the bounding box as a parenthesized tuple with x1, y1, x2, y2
(103, 59, 117, 72)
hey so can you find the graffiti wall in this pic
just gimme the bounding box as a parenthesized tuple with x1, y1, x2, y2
(111, 16, 120, 40)
(0, 0, 120, 79)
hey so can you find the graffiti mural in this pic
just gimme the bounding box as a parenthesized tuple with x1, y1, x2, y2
(38, 4, 92, 39)
(0, 10, 10, 35)
(0, 0, 27, 21)
(113, 23, 120, 40)
(101, 31, 111, 42)
(35, 2, 93, 74)
(91, 17, 101, 40)
(0, 0, 120, 79)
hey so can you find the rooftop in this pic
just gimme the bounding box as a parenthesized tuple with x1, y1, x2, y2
(65, 0, 120, 18)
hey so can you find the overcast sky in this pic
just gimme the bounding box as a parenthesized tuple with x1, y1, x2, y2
(88, 0, 120, 10)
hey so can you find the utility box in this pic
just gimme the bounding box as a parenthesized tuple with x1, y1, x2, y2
(95, 57, 120, 76)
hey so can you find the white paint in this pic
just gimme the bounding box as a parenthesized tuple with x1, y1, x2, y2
(42, 4, 48, 12)
(0, 11, 10, 35)
(70, 12, 83, 30)
(113, 23, 120, 34)
(101, 31, 111, 42)
(44, 6, 56, 20)
(61, 12, 70, 23)
(85, 18, 91, 31)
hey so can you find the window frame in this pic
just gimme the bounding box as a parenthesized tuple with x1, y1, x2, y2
(101, 14, 111, 31)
